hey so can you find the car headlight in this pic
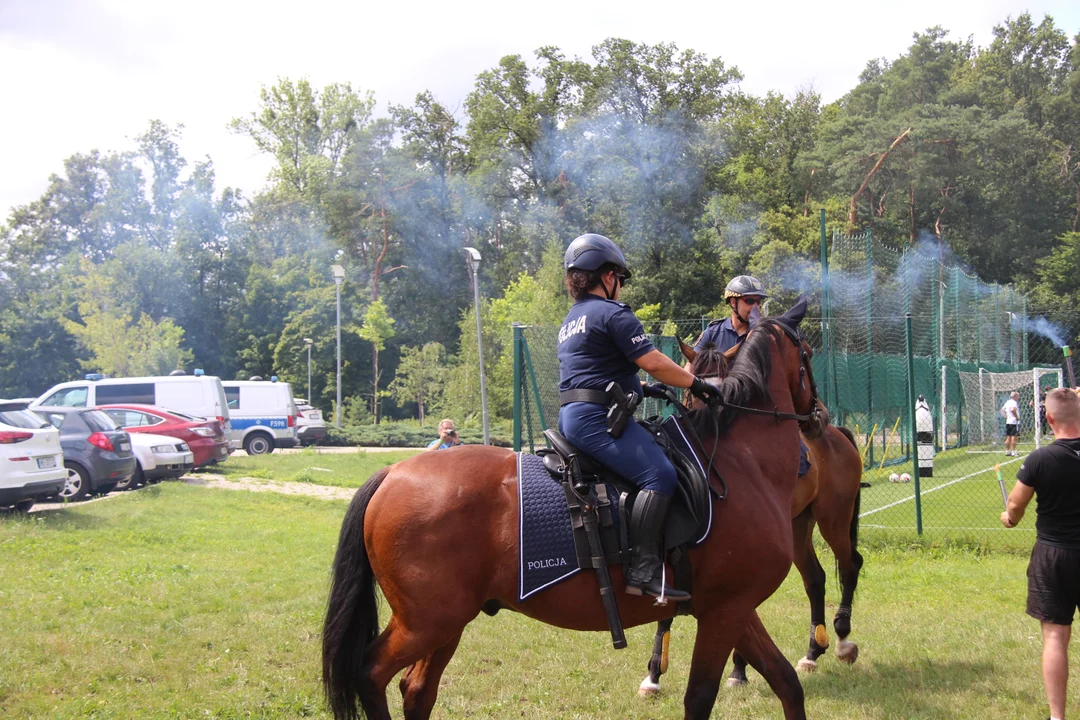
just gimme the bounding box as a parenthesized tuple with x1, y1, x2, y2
(179, 442, 190, 451)
(151, 445, 173, 453)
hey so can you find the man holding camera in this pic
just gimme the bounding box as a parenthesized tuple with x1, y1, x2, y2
(427, 418, 463, 451)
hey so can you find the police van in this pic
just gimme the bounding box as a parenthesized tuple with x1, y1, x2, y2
(31, 373, 230, 427)
(221, 379, 300, 455)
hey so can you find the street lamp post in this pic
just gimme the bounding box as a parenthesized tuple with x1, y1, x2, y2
(303, 338, 313, 403)
(331, 265, 345, 429)
(464, 248, 490, 445)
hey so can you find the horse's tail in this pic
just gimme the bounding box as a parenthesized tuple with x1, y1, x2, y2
(835, 424, 857, 452)
(323, 467, 390, 720)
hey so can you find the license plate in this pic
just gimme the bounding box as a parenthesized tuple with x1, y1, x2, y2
(36, 456, 56, 469)
(308, 411, 322, 420)
(120, 442, 130, 452)
(183, 453, 194, 464)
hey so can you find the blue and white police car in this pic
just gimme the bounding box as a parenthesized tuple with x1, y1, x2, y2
(221, 378, 300, 455)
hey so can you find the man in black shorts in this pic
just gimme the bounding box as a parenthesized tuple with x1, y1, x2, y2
(1001, 387, 1080, 720)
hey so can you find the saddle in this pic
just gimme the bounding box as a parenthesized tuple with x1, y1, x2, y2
(537, 415, 718, 648)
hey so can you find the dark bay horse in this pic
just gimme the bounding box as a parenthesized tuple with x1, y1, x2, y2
(322, 304, 822, 720)
(637, 338, 864, 697)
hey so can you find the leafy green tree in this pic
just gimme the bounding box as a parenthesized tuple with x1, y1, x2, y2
(359, 299, 396, 422)
(65, 310, 192, 377)
(388, 343, 447, 424)
(229, 78, 374, 200)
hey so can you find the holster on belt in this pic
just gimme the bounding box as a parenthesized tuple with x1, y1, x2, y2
(605, 381, 640, 438)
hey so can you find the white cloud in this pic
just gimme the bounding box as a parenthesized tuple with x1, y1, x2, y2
(1, 0, 1077, 214)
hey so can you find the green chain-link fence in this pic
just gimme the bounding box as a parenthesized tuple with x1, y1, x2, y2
(512, 218, 1080, 547)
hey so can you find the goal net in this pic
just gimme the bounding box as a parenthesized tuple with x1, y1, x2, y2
(956, 368, 1063, 448)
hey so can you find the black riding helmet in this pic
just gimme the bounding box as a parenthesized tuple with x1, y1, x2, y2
(724, 275, 768, 300)
(564, 233, 632, 280)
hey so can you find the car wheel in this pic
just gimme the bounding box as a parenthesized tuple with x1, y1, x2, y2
(244, 432, 274, 455)
(13, 499, 34, 513)
(117, 463, 142, 491)
(61, 463, 91, 501)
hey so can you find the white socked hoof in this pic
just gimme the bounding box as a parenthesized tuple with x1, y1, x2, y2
(797, 658, 818, 673)
(726, 676, 748, 687)
(836, 640, 859, 664)
(638, 676, 661, 697)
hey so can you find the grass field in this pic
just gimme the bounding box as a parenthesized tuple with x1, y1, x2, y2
(855, 440, 1042, 549)
(215, 448, 420, 487)
(1, 474, 1076, 719)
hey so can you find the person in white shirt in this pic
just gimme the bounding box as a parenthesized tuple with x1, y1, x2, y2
(1001, 391, 1021, 456)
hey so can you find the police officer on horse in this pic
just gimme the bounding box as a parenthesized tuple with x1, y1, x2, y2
(557, 233, 722, 601)
(695, 275, 767, 353)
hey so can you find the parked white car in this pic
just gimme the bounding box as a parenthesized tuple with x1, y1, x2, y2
(116, 432, 195, 490)
(0, 400, 66, 511)
(295, 399, 327, 446)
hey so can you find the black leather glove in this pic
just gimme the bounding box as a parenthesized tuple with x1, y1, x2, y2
(642, 382, 672, 400)
(690, 376, 723, 405)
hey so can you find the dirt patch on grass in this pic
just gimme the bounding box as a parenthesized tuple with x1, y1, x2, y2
(183, 474, 357, 501)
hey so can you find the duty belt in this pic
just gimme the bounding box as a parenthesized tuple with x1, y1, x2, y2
(559, 389, 613, 406)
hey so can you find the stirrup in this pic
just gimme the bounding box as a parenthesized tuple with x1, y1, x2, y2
(626, 565, 690, 605)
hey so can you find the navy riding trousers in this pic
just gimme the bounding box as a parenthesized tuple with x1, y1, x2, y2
(558, 402, 677, 496)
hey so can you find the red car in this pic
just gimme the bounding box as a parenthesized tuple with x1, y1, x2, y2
(98, 404, 230, 468)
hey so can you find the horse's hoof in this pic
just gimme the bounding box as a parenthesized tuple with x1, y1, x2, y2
(836, 640, 859, 664)
(638, 676, 661, 697)
(797, 658, 818, 673)
(726, 676, 748, 687)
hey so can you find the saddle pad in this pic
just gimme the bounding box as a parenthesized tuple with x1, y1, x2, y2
(517, 452, 580, 601)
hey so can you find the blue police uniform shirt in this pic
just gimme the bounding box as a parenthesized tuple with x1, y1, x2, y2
(557, 295, 655, 397)
(695, 318, 745, 353)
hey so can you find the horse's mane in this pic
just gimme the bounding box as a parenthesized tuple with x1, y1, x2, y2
(689, 319, 780, 437)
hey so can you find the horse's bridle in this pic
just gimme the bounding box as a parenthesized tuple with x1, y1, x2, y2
(695, 322, 821, 425)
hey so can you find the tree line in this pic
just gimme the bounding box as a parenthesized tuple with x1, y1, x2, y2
(2, 15, 1079, 425)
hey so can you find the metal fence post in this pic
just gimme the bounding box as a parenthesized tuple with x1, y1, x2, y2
(906, 313, 923, 534)
(1022, 296, 1028, 366)
(819, 208, 830, 409)
(865, 229, 874, 467)
(512, 323, 523, 452)
(520, 334, 549, 449)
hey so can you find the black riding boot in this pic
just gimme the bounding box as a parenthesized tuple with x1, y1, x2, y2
(626, 490, 690, 601)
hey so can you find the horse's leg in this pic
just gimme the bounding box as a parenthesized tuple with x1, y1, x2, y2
(639, 617, 674, 697)
(726, 652, 750, 687)
(399, 632, 463, 720)
(682, 613, 746, 720)
(791, 508, 829, 672)
(360, 616, 460, 720)
(817, 506, 864, 665)
(736, 611, 807, 720)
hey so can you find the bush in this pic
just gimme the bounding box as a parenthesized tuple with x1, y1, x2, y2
(323, 422, 512, 448)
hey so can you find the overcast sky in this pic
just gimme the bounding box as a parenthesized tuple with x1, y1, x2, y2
(2, 0, 1078, 217)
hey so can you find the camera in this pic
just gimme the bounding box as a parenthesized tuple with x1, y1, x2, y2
(447, 430, 457, 437)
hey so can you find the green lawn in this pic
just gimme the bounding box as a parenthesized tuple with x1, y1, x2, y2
(856, 442, 1042, 549)
(214, 448, 420, 488)
(0, 482, 1075, 719)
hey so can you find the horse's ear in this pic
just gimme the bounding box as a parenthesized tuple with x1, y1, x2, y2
(679, 338, 698, 363)
(777, 296, 808, 328)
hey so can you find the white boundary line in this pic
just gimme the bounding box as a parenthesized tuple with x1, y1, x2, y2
(862, 524, 1033, 531)
(860, 456, 1023, 519)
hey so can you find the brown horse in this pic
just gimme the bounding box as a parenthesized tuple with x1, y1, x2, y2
(322, 305, 823, 720)
(637, 338, 864, 697)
